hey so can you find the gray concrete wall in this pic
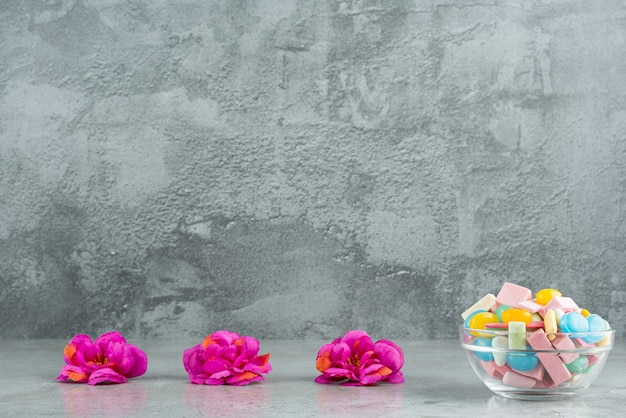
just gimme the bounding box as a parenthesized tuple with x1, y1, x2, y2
(1, 0, 624, 340)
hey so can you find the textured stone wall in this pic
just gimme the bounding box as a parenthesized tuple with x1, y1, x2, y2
(1, 0, 625, 339)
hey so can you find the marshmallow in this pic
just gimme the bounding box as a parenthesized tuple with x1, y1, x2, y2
(527, 329, 572, 386)
(496, 282, 532, 307)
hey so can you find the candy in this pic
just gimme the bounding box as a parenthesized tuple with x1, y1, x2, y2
(493, 305, 511, 321)
(464, 310, 486, 328)
(543, 296, 579, 316)
(461, 282, 613, 391)
(473, 337, 494, 362)
(508, 321, 526, 350)
(506, 351, 539, 372)
(484, 321, 544, 329)
(565, 356, 588, 373)
(584, 314, 608, 343)
(543, 309, 558, 341)
(480, 360, 511, 378)
(553, 308, 565, 322)
(560, 312, 588, 333)
(550, 334, 578, 364)
(496, 282, 532, 307)
(535, 288, 562, 306)
(516, 362, 545, 381)
(492, 336, 508, 366)
(502, 371, 536, 389)
(526, 329, 572, 386)
(517, 300, 543, 313)
(461, 294, 497, 320)
(468, 311, 499, 337)
(501, 308, 533, 324)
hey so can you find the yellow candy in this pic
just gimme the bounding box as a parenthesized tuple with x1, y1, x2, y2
(535, 288, 562, 306)
(598, 334, 612, 347)
(468, 311, 499, 336)
(544, 309, 557, 341)
(501, 308, 533, 324)
(580, 308, 591, 317)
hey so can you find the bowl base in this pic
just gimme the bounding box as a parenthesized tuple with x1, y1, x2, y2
(492, 390, 578, 401)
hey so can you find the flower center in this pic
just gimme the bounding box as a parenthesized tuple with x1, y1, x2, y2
(347, 356, 361, 368)
(92, 353, 110, 366)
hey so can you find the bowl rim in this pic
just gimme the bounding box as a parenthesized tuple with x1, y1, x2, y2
(459, 325, 615, 353)
(459, 324, 616, 335)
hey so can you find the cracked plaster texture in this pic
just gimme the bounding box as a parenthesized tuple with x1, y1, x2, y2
(0, 0, 625, 339)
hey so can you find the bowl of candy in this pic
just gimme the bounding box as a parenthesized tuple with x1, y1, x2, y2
(460, 282, 615, 400)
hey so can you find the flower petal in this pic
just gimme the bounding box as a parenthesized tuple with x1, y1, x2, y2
(202, 360, 229, 375)
(125, 344, 148, 378)
(65, 335, 100, 367)
(374, 340, 404, 372)
(95, 331, 126, 352)
(383, 371, 405, 384)
(341, 330, 370, 350)
(245, 353, 272, 374)
(226, 371, 263, 386)
(57, 365, 89, 383)
(87, 367, 128, 385)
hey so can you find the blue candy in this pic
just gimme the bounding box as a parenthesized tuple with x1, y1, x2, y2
(506, 351, 538, 372)
(472, 337, 494, 362)
(583, 314, 607, 343)
(559, 312, 589, 333)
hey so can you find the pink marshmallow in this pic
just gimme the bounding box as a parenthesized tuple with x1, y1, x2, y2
(517, 363, 545, 381)
(527, 329, 572, 386)
(481, 361, 502, 378)
(542, 296, 579, 317)
(502, 371, 536, 389)
(550, 334, 579, 364)
(573, 338, 595, 348)
(587, 355, 600, 367)
(517, 299, 543, 313)
(496, 282, 532, 307)
(494, 363, 512, 376)
(481, 360, 512, 378)
(540, 373, 555, 388)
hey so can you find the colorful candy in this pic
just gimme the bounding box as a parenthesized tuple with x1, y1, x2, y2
(501, 308, 533, 325)
(535, 288, 562, 306)
(461, 282, 613, 390)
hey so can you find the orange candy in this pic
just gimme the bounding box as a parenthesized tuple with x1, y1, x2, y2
(535, 288, 562, 306)
(501, 308, 533, 324)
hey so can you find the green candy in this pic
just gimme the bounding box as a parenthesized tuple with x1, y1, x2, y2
(566, 356, 589, 373)
(494, 305, 511, 321)
(508, 321, 527, 350)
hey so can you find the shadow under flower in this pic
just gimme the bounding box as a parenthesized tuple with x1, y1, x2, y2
(184, 382, 271, 417)
(316, 383, 405, 417)
(58, 382, 148, 418)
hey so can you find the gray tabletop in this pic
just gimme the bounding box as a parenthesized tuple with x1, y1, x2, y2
(1, 339, 623, 417)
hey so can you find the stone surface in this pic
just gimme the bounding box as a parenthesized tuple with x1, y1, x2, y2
(1, 1, 625, 339)
(0, 339, 624, 417)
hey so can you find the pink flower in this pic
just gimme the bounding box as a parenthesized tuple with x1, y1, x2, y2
(57, 331, 148, 385)
(183, 330, 272, 386)
(315, 330, 404, 386)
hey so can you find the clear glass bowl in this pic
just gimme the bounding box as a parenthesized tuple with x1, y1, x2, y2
(460, 326, 615, 400)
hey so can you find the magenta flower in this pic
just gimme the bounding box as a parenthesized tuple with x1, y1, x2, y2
(314, 330, 404, 386)
(57, 331, 148, 385)
(183, 330, 272, 386)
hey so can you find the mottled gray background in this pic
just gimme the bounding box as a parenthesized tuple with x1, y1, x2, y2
(0, 0, 624, 340)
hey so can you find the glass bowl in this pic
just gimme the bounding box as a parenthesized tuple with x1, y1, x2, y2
(460, 326, 615, 400)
